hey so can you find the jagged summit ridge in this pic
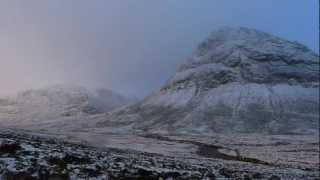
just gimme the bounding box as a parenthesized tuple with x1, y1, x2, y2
(168, 27, 318, 91)
(99, 27, 319, 135)
(190, 27, 316, 65)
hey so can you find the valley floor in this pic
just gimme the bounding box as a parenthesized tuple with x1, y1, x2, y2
(0, 128, 319, 179)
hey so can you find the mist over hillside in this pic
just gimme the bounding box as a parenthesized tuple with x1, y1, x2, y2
(0, 0, 318, 98)
(0, 84, 135, 130)
(0, 1, 319, 179)
(0, 27, 319, 179)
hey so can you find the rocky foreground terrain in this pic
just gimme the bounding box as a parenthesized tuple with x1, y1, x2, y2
(0, 128, 319, 179)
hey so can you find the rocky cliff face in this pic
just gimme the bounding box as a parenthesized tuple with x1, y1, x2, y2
(99, 27, 319, 135)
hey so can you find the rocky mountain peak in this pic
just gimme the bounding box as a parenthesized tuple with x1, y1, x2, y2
(99, 27, 319, 135)
(190, 27, 317, 65)
(165, 27, 319, 92)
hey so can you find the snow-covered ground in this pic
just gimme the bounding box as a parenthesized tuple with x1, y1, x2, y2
(0, 128, 318, 179)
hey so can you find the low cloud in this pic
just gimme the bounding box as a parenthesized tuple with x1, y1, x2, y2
(0, 0, 318, 97)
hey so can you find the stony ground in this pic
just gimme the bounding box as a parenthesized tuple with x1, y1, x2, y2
(0, 129, 319, 180)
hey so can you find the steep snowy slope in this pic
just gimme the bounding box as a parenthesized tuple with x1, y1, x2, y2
(0, 84, 134, 129)
(98, 27, 319, 135)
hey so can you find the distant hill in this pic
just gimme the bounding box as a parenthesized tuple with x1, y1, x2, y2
(0, 84, 135, 130)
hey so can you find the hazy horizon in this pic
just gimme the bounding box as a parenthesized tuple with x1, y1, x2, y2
(0, 0, 319, 98)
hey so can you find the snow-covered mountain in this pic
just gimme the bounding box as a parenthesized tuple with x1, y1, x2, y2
(0, 84, 134, 129)
(98, 27, 319, 135)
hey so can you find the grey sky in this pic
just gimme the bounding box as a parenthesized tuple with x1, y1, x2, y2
(0, 0, 318, 97)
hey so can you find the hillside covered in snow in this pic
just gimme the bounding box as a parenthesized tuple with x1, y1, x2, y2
(0, 84, 135, 130)
(98, 27, 319, 135)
